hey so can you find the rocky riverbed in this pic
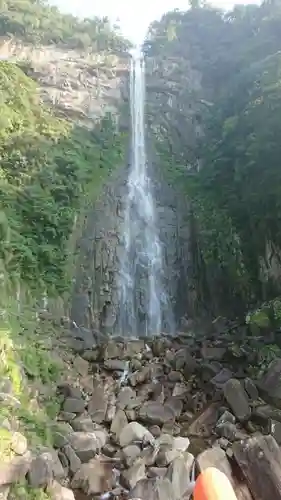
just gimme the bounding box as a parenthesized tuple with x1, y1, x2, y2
(2, 319, 281, 500)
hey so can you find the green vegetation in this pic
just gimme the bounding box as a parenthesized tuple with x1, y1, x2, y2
(145, 0, 281, 317)
(0, 0, 128, 479)
(0, 61, 126, 298)
(0, 0, 131, 52)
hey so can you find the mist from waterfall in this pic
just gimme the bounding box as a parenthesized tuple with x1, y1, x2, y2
(118, 47, 168, 337)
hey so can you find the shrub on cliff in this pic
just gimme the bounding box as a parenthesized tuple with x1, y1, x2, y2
(0, 0, 131, 52)
(0, 61, 125, 296)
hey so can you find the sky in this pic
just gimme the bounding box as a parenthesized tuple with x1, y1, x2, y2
(51, 0, 260, 43)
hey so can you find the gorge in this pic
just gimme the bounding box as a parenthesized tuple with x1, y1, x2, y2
(3, 0, 281, 499)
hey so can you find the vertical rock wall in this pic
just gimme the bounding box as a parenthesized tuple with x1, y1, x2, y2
(70, 165, 191, 334)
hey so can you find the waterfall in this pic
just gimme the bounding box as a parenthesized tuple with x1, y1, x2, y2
(118, 47, 168, 337)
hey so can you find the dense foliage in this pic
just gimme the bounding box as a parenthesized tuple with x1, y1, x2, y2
(0, 61, 125, 296)
(145, 0, 281, 316)
(0, 0, 131, 52)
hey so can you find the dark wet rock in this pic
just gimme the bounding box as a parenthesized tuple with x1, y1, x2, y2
(210, 368, 234, 388)
(201, 345, 226, 361)
(63, 398, 86, 414)
(119, 422, 154, 447)
(138, 402, 175, 425)
(223, 378, 251, 421)
(53, 431, 69, 449)
(62, 445, 81, 475)
(244, 378, 259, 401)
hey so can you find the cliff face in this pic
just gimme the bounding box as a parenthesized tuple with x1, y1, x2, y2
(0, 38, 128, 127)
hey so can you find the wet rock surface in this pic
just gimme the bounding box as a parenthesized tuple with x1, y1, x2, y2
(3, 321, 281, 499)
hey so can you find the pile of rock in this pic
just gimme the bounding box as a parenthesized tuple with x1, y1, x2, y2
(3, 333, 281, 500)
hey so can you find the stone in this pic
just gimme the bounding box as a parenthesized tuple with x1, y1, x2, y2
(216, 410, 236, 426)
(122, 444, 142, 467)
(0, 487, 9, 500)
(156, 449, 181, 467)
(174, 348, 197, 375)
(129, 366, 151, 386)
(0, 452, 32, 486)
(53, 431, 69, 449)
(104, 359, 128, 371)
(257, 358, 281, 408)
(244, 378, 259, 401)
(62, 445, 81, 475)
(81, 349, 99, 362)
(57, 383, 83, 400)
(215, 422, 247, 442)
(71, 415, 97, 432)
(68, 432, 99, 462)
(165, 397, 183, 418)
(48, 480, 75, 500)
(210, 368, 233, 388)
(104, 341, 124, 360)
(129, 477, 175, 500)
(147, 467, 167, 478)
(149, 425, 161, 437)
(166, 454, 195, 499)
(173, 437, 190, 452)
(167, 370, 183, 383)
(63, 398, 86, 414)
(138, 402, 175, 425)
(111, 410, 128, 441)
(73, 356, 89, 377)
(57, 412, 76, 422)
(223, 378, 251, 421)
(71, 458, 116, 495)
(172, 383, 189, 398)
(10, 432, 27, 455)
(87, 382, 108, 423)
(196, 446, 233, 476)
(201, 345, 226, 361)
(105, 393, 116, 422)
(187, 403, 220, 437)
(270, 420, 281, 445)
(121, 457, 146, 489)
(117, 387, 137, 409)
(119, 422, 154, 447)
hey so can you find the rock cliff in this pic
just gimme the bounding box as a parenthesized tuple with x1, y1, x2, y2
(0, 38, 128, 127)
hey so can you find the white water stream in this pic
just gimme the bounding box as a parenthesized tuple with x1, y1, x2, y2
(119, 47, 167, 337)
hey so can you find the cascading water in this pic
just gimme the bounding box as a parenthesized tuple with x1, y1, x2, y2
(118, 47, 169, 337)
